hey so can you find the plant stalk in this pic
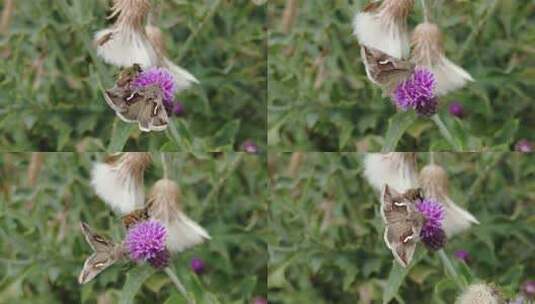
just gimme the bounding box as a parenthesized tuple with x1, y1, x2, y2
(431, 114, 461, 150)
(164, 267, 194, 304)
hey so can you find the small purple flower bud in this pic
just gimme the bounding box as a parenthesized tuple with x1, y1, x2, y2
(448, 101, 465, 118)
(190, 257, 205, 274)
(172, 101, 185, 116)
(515, 139, 533, 153)
(394, 69, 437, 117)
(242, 140, 258, 154)
(133, 67, 176, 104)
(523, 280, 535, 298)
(252, 297, 268, 304)
(148, 248, 170, 269)
(125, 220, 167, 262)
(454, 250, 470, 263)
(416, 199, 446, 251)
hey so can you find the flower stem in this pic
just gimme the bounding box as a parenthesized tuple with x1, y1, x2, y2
(164, 267, 194, 304)
(431, 114, 461, 150)
(420, 0, 430, 22)
(438, 249, 465, 290)
(160, 153, 168, 179)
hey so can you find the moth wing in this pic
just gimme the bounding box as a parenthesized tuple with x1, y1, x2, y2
(80, 222, 114, 253)
(78, 251, 118, 284)
(361, 45, 414, 95)
(148, 97, 169, 132)
(384, 220, 418, 268)
(103, 87, 129, 113)
(134, 94, 168, 132)
(117, 93, 146, 123)
(381, 185, 409, 224)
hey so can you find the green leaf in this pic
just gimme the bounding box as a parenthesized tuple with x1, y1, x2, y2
(211, 120, 241, 150)
(167, 120, 192, 151)
(108, 119, 136, 152)
(382, 111, 417, 152)
(119, 265, 155, 304)
(382, 248, 424, 304)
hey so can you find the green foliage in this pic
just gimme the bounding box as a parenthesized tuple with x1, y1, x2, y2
(0, 152, 267, 302)
(268, 0, 535, 151)
(0, 0, 266, 151)
(268, 152, 535, 303)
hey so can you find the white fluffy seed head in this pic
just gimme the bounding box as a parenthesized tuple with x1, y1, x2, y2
(353, 0, 414, 59)
(144, 24, 199, 91)
(419, 164, 479, 238)
(148, 179, 210, 253)
(91, 153, 151, 215)
(456, 283, 503, 304)
(411, 22, 474, 96)
(94, 26, 159, 68)
(363, 153, 419, 193)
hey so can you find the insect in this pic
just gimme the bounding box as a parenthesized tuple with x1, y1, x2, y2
(360, 45, 414, 95)
(103, 65, 169, 132)
(381, 185, 425, 268)
(121, 200, 154, 230)
(78, 222, 125, 284)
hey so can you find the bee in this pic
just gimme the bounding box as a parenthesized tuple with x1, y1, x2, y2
(121, 200, 154, 230)
(402, 188, 424, 203)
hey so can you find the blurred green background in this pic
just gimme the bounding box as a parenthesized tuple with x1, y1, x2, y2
(0, 152, 267, 303)
(268, 152, 535, 303)
(0, 0, 266, 152)
(268, 0, 535, 151)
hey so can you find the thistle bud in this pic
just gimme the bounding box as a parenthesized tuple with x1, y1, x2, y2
(456, 283, 503, 304)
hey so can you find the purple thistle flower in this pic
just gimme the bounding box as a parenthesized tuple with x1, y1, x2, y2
(523, 280, 535, 298)
(515, 139, 533, 153)
(172, 101, 185, 117)
(133, 68, 176, 104)
(190, 257, 206, 274)
(416, 199, 446, 251)
(252, 297, 268, 304)
(148, 248, 170, 269)
(448, 101, 465, 118)
(454, 250, 470, 263)
(125, 220, 167, 262)
(242, 140, 258, 154)
(394, 69, 437, 117)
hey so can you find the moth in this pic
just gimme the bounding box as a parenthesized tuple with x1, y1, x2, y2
(381, 185, 425, 268)
(78, 222, 125, 284)
(122, 200, 154, 230)
(103, 65, 169, 132)
(360, 45, 414, 95)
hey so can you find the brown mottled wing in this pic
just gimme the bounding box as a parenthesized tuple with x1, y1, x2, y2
(79, 222, 122, 284)
(384, 220, 418, 268)
(134, 94, 168, 132)
(360, 45, 414, 95)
